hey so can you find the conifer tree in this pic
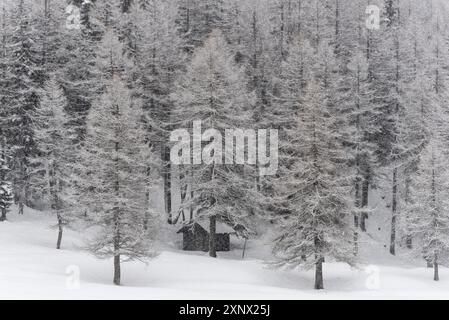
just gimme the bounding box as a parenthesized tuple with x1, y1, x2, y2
(406, 140, 449, 281)
(272, 76, 354, 290)
(4, 0, 42, 214)
(32, 76, 72, 249)
(76, 30, 159, 285)
(0, 5, 12, 221)
(172, 30, 256, 257)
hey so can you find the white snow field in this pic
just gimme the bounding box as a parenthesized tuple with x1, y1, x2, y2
(0, 207, 448, 300)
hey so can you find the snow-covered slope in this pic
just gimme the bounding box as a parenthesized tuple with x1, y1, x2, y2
(0, 207, 448, 300)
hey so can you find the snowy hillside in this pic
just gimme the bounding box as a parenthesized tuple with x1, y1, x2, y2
(0, 207, 447, 300)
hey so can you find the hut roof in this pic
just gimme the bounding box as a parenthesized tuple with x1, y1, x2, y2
(177, 221, 236, 234)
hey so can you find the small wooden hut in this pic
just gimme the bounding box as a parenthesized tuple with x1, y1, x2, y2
(177, 221, 235, 252)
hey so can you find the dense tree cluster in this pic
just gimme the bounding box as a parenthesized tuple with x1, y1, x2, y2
(1, 0, 448, 287)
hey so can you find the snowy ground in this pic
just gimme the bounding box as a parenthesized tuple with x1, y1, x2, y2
(0, 207, 448, 300)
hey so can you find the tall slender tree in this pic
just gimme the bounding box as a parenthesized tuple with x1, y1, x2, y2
(4, 0, 42, 215)
(272, 79, 354, 290)
(0, 5, 12, 221)
(32, 76, 72, 249)
(406, 140, 449, 281)
(172, 31, 256, 257)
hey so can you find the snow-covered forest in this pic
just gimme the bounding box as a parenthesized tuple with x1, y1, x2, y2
(1, 0, 449, 298)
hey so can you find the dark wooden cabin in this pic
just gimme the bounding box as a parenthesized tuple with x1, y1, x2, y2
(177, 221, 234, 252)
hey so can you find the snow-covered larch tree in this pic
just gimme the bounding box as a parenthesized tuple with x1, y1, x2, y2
(172, 30, 257, 258)
(4, 0, 42, 215)
(0, 137, 12, 222)
(0, 5, 12, 222)
(122, 0, 182, 225)
(81, 74, 159, 285)
(272, 79, 355, 290)
(32, 76, 72, 249)
(405, 139, 449, 281)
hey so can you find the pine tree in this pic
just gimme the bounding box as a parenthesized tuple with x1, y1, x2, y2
(70, 0, 94, 30)
(122, 0, 182, 225)
(391, 0, 447, 254)
(402, 0, 449, 263)
(172, 30, 256, 258)
(343, 1, 380, 250)
(406, 140, 449, 281)
(4, 0, 43, 215)
(272, 79, 354, 290)
(268, 0, 297, 62)
(239, 1, 275, 130)
(31, 76, 72, 249)
(395, 0, 430, 249)
(57, 1, 99, 143)
(36, 0, 66, 74)
(0, 5, 12, 222)
(80, 74, 159, 285)
(73, 29, 160, 285)
(176, 0, 233, 52)
(0, 137, 12, 222)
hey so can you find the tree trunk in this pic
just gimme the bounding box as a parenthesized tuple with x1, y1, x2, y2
(209, 215, 217, 258)
(144, 166, 151, 230)
(163, 144, 172, 224)
(19, 156, 28, 215)
(113, 208, 121, 285)
(189, 170, 194, 221)
(189, 196, 194, 221)
(56, 213, 63, 250)
(314, 256, 324, 290)
(0, 136, 7, 222)
(113, 134, 121, 285)
(113, 254, 121, 285)
(353, 206, 359, 256)
(406, 235, 412, 249)
(434, 254, 439, 281)
(360, 175, 369, 232)
(42, 0, 49, 67)
(390, 168, 397, 255)
(405, 175, 413, 249)
(360, 213, 368, 232)
(180, 172, 187, 222)
(353, 173, 361, 255)
(242, 239, 247, 259)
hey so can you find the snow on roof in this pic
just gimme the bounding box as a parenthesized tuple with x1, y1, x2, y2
(177, 221, 236, 234)
(196, 220, 236, 234)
